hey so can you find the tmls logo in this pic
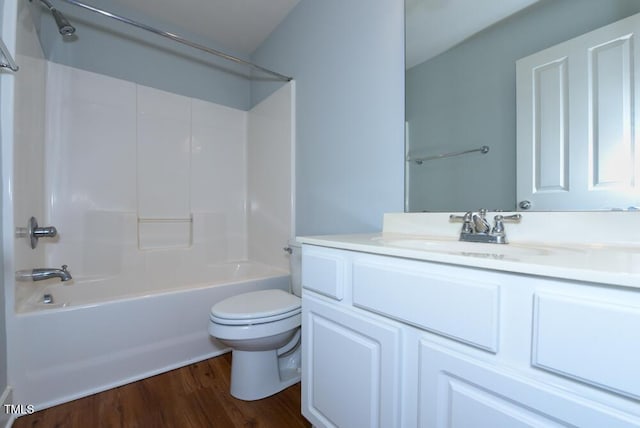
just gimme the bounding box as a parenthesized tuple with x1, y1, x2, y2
(4, 404, 35, 415)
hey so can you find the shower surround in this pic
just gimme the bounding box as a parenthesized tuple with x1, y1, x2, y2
(5, 3, 294, 410)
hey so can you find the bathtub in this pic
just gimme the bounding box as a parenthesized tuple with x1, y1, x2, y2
(11, 261, 290, 410)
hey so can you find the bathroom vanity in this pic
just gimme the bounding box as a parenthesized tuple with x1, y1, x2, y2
(298, 212, 640, 428)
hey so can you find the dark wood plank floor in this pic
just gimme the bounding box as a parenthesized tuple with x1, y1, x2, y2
(13, 353, 311, 428)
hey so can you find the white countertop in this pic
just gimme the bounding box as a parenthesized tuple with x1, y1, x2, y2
(297, 212, 640, 289)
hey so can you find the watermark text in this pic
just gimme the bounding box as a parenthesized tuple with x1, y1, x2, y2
(4, 404, 35, 415)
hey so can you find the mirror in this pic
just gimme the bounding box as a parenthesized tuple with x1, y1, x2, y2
(405, 0, 640, 212)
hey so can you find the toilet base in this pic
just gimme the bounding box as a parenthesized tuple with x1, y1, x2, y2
(230, 345, 301, 401)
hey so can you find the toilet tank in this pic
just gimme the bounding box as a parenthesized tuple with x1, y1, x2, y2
(288, 240, 302, 297)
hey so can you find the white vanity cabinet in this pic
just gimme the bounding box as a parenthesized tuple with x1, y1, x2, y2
(301, 244, 640, 428)
(301, 245, 403, 427)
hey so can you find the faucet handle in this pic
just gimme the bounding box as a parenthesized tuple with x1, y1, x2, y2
(499, 214, 522, 222)
(27, 217, 58, 249)
(449, 212, 473, 233)
(449, 212, 472, 222)
(492, 214, 522, 235)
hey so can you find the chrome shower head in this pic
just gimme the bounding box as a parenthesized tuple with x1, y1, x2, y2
(38, 0, 76, 36)
(51, 8, 75, 35)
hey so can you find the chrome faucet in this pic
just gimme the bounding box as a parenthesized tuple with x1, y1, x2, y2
(450, 210, 521, 244)
(472, 209, 491, 233)
(16, 265, 72, 282)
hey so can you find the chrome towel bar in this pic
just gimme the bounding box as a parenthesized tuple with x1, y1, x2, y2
(407, 145, 489, 165)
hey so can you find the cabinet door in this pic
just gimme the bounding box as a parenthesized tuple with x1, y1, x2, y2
(418, 340, 640, 428)
(302, 293, 402, 428)
(516, 13, 640, 210)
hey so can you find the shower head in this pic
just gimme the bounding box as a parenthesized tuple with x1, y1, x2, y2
(51, 8, 75, 36)
(38, 0, 76, 36)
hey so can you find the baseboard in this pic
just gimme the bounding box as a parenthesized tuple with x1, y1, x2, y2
(0, 386, 15, 428)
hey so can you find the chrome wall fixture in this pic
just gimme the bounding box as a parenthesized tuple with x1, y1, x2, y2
(15, 217, 58, 249)
(0, 37, 19, 71)
(37, 0, 76, 35)
(407, 145, 490, 165)
(51, 0, 292, 81)
(14, 217, 72, 283)
(16, 265, 72, 282)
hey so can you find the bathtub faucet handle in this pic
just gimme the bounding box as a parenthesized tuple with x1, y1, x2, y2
(26, 216, 58, 249)
(283, 247, 292, 254)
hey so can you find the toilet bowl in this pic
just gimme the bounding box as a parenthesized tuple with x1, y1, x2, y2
(208, 242, 303, 401)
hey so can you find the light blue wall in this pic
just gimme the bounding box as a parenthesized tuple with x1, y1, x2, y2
(406, 0, 640, 212)
(252, 0, 405, 235)
(38, 1, 252, 110)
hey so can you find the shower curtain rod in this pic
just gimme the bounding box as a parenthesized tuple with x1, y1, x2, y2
(57, 0, 293, 82)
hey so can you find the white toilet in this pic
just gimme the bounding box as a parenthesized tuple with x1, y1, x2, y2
(208, 242, 302, 401)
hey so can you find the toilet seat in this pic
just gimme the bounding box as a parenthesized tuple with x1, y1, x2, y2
(210, 289, 301, 326)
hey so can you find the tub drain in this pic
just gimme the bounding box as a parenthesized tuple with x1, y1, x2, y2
(42, 293, 54, 304)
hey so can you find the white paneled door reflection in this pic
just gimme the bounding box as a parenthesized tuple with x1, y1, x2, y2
(517, 12, 640, 211)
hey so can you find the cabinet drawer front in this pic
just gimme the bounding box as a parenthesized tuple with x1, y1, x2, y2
(352, 258, 500, 352)
(301, 245, 346, 300)
(533, 292, 640, 399)
(419, 340, 639, 428)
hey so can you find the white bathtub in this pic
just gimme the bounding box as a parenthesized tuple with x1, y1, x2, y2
(11, 262, 290, 410)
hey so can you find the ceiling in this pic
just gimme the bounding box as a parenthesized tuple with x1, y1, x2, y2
(94, 0, 538, 66)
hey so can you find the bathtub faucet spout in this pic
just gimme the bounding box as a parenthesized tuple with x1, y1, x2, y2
(16, 265, 72, 282)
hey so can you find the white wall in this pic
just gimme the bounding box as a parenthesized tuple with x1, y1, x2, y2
(44, 63, 245, 290)
(251, 0, 405, 235)
(38, 63, 295, 301)
(248, 83, 294, 271)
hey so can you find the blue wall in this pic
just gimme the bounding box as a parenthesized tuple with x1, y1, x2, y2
(38, 0, 253, 110)
(406, 0, 640, 212)
(252, 0, 405, 235)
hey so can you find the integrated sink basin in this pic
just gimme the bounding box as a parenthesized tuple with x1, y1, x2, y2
(371, 236, 584, 259)
(298, 212, 640, 288)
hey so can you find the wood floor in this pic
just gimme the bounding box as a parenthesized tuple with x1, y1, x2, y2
(13, 353, 311, 428)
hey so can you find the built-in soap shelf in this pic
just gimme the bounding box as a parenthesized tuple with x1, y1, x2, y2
(137, 216, 192, 250)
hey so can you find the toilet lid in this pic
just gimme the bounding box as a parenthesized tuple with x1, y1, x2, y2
(210, 289, 301, 324)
